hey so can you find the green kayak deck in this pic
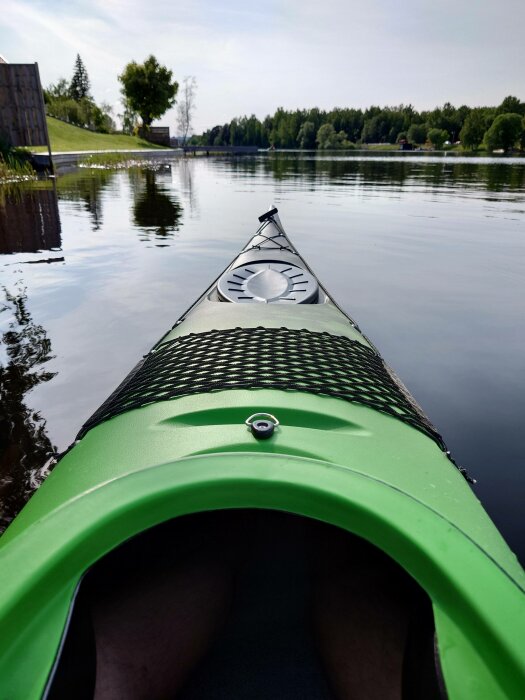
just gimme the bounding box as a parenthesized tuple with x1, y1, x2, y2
(0, 208, 523, 699)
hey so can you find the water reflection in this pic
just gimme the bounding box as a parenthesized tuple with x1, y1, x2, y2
(0, 184, 62, 255)
(0, 285, 56, 530)
(56, 169, 116, 231)
(132, 170, 183, 245)
(225, 154, 525, 195)
(0, 154, 523, 562)
(179, 159, 199, 215)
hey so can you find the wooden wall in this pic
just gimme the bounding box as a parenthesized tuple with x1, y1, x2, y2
(142, 126, 171, 147)
(0, 63, 49, 148)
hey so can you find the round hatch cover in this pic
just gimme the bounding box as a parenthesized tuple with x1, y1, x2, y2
(218, 262, 318, 304)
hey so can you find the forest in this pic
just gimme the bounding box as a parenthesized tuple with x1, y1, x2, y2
(196, 96, 525, 151)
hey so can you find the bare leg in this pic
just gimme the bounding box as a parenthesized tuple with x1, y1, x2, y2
(313, 531, 412, 700)
(92, 546, 234, 700)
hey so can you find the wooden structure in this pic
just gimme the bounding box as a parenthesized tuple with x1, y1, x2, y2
(0, 62, 52, 168)
(138, 126, 171, 147)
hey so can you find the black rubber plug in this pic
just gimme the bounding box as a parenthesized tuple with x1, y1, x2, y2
(251, 419, 275, 439)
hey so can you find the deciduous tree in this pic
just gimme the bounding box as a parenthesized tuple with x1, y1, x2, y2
(484, 113, 523, 152)
(407, 123, 427, 145)
(176, 76, 197, 145)
(427, 128, 449, 149)
(460, 109, 487, 150)
(119, 56, 178, 129)
(44, 78, 70, 102)
(316, 124, 351, 149)
(119, 98, 139, 135)
(297, 121, 316, 149)
(497, 96, 525, 116)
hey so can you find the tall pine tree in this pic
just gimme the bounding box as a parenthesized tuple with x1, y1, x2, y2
(69, 54, 90, 101)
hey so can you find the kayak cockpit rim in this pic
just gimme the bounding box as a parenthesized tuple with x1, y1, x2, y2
(44, 508, 447, 700)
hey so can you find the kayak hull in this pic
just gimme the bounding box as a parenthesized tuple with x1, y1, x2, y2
(0, 209, 523, 698)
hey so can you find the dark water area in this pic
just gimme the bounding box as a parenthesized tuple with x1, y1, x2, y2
(1, 153, 524, 563)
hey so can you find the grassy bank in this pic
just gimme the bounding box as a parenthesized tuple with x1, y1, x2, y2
(35, 117, 166, 153)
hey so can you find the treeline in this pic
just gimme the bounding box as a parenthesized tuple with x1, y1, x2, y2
(197, 96, 525, 151)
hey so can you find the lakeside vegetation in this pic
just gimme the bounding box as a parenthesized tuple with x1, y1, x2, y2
(1, 55, 172, 181)
(45, 54, 181, 141)
(196, 96, 525, 152)
(44, 55, 116, 133)
(0, 139, 37, 183)
(1, 119, 163, 183)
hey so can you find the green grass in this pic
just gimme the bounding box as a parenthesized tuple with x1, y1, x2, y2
(0, 160, 37, 183)
(0, 150, 37, 184)
(365, 144, 400, 151)
(81, 152, 137, 167)
(80, 152, 171, 170)
(35, 117, 166, 153)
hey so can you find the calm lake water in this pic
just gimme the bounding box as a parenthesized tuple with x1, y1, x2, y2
(1, 152, 524, 563)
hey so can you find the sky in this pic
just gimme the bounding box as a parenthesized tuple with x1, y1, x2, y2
(1, 0, 524, 134)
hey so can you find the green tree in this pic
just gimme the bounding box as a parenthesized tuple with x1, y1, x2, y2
(215, 123, 230, 146)
(497, 96, 525, 116)
(95, 102, 116, 133)
(329, 108, 363, 142)
(484, 113, 523, 152)
(427, 128, 449, 149)
(69, 54, 90, 101)
(316, 123, 350, 149)
(460, 109, 487, 150)
(407, 123, 427, 144)
(269, 107, 301, 148)
(297, 121, 316, 149)
(119, 55, 178, 129)
(44, 78, 70, 103)
(119, 98, 139, 135)
(427, 102, 461, 141)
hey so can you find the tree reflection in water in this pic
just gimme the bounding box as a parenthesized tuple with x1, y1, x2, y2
(56, 169, 116, 232)
(132, 170, 183, 245)
(253, 153, 525, 194)
(0, 285, 57, 531)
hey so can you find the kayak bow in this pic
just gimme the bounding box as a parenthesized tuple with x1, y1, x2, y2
(0, 207, 523, 699)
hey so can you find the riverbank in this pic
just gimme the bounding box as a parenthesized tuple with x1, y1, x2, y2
(32, 148, 182, 172)
(0, 117, 173, 183)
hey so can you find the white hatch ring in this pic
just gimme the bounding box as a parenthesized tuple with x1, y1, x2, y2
(217, 262, 319, 304)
